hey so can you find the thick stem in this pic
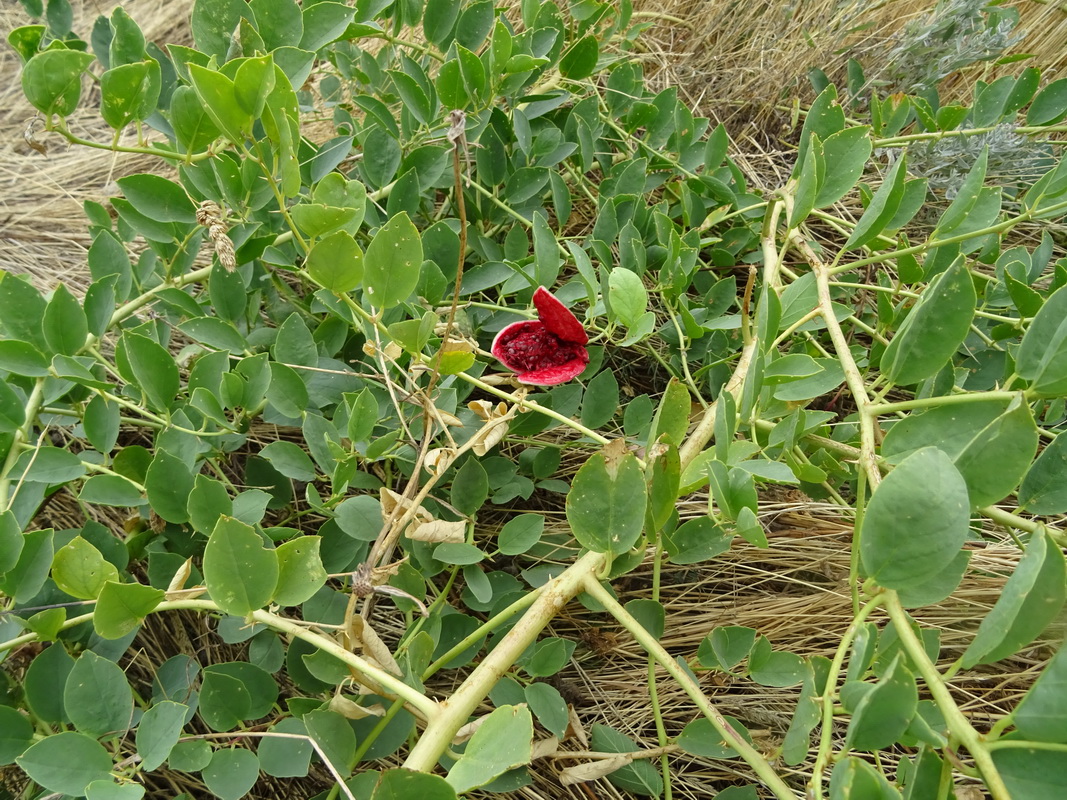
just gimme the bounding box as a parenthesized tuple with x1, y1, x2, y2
(402, 550, 606, 772)
(800, 235, 882, 490)
(678, 339, 757, 471)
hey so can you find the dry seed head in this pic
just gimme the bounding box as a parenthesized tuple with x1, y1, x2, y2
(197, 201, 236, 271)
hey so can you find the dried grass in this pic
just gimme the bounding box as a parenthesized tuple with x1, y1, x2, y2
(2, 1, 1066, 798)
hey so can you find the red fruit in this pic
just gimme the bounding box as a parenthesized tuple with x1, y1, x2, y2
(491, 287, 589, 385)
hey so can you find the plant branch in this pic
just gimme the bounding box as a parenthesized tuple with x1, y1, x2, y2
(402, 550, 607, 772)
(883, 592, 1011, 800)
(581, 577, 799, 800)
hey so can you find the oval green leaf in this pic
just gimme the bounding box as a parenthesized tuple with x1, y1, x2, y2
(859, 447, 970, 590)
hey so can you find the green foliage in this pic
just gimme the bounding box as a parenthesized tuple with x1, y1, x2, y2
(2, 0, 1067, 798)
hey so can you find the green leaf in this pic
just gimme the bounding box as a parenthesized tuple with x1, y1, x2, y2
(136, 701, 189, 771)
(844, 655, 917, 750)
(664, 515, 732, 565)
(933, 148, 988, 238)
(84, 780, 146, 800)
(434, 543, 484, 565)
(16, 732, 114, 796)
(274, 536, 327, 606)
(201, 748, 261, 800)
(0, 704, 34, 766)
(646, 442, 680, 533)
(992, 747, 1067, 800)
(748, 636, 806, 687)
(199, 671, 250, 732)
(0, 271, 47, 348)
(233, 54, 276, 118)
(436, 59, 466, 109)
(121, 332, 180, 411)
(257, 718, 312, 778)
(454, 0, 494, 50)
(12, 445, 85, 483)
(64, 650, 134, 737)
(207, 662, 277, 719)
(860, 447, 970, 590)
(273, 313, 318, 368)
(373, 769, 458, 800)
(881, 256, 976, 386)
(794, 85, 845, 177)
(145, 449, 195, 524)
(305, 230, 365, 294)
(346, 388, 379, 442)
(189, 475, 234, 536)
(203, 517, 279, 616)
(566, 442, 647, 554)
(259, 441, 316, 482)
(43, 284, 88, 356)
(362, 213, 423, 308)
(446, 705, 533, 793)
(498, 513, 544, 555)
(524, 682, 568, 737)
(1017, 284, 1067, 397)
(188, 63, 250, 141)
(171, 84, 221, 152)
(814, 126, 872, 208)
(589, 723, 663, 797)
(100, 61, 161, 129)
(1019, 432, 1067, 514)
(0, 339, 50, 376)
(608, 267, 648, 328)
(647, 378, 691, 447)
(883, 396, 1038, 507)
(422, 0, 461, 47)
(21, 49, 96, 116)
(117, 173, 196, 224)
(84, 394, 120, 453)
(697, 626, 756, 671)
(560, 34, 598, 80)
(581, 369, 620, 428)
(80, 474, 144, 506)
(451, 458, 489, 516)
(24, 640, 73, 722)
(844, 156, 907, 250)
(0, 510, 23, 573)
(303, 709, 356, 777)
(249, 0, 303, 49)
(52, 536, 119, 600)
(1026, 78, 1067, 126)
(896, 549, 971, 609)
(829, 756, 901, 800)
(961, 528, 1066, 668)
(1015, 641, 1067, 742)
(94, 581, 164, 639)
(676, 716, 752, 759)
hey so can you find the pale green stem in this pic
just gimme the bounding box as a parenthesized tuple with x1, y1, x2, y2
(874, 123, 1067, 147)
(883, 593, 1011, 800)
(0, 599, 438, 720)
(800, 234, 882, 489)
(581, 578, 799, 800)
(831, 199, 1067, 275)
(810, 594, 886, 798)
(678, 339, 757, 472)
(402, 550, 607, 772)
(867, 391, 1024, 416)
(454, 372, 611, 446)
(0, 380, 45, 511)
